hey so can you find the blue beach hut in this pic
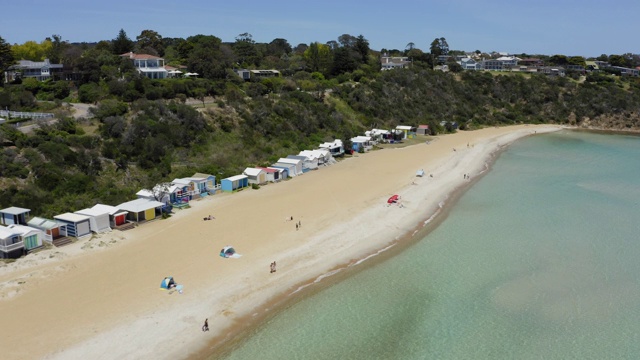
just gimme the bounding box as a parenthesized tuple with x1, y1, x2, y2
(221, 175, 249, 192)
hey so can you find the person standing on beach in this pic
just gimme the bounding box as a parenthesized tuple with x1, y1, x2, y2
(202, 319, 209, 332)
(273, 261, 276, 272)
(296, 223, 299, 231)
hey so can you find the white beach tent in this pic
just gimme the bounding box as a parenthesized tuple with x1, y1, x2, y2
(75, 207, 112, 233)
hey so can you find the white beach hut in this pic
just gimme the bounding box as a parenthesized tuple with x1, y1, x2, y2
(75, 208, 112, 233)
(243, 167, 267, 185)
(276, 158, 303, 176)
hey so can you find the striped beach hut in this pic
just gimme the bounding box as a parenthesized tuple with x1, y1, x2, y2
(54, 213, 92, 238)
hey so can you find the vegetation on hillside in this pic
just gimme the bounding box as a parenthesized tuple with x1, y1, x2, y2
(1, 31, 639, 217)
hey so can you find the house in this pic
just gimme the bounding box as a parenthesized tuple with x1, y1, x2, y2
(458, 58, 482, 71)
(220, 175, 249, 192)
(257, 167, 281, 182)
(6, 224, 44, 252)
(53, 213, 92, 238)
(136, 183, 182, 204)
(243, 167, 267, 185)
(416, 125, 430, 135)
(288, 154, 318, 172)
(518, 58, 544, 68)
(481, 59, 503, 71)
(75, 208, 112, 233)
(380, 54, 411, 70)
(117, 198, 165, 223)
(0, 207, 31, 226)
(90, 204, 129, 229)
(275, 158, 303, 176)
(608, 66, 639, 76)
(120, 52, 168, 79)
(538, 67, 565, 77)
(5, 59, 64, 82)
(319, 139, 345, 157)
(234, 69, 281, 81)
(296, 151, 322, 169)
(0, 226, 24, 259)
(27, 216, 64, 243)
(395, 125, 416, 139)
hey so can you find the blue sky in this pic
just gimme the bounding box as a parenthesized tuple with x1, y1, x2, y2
(2, 0, 638, 57)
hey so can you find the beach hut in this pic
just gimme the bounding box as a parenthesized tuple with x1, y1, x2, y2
(27, 216, 63, 243)
(0, 226, 24, 259)
(0, 207, 31, 226)
(91, 204, 129, 228)
(243, 167, 267, 185)
(269, 163, 294, 178)
(289, 154, 318, 172)
(257, 167, 280, 183)
(416, 169, 425, 177)
(117, 198, 165, 223)
(275, 158, 303, 176)
(192, 173, 218, 194)
(75, 208, 112, 233)
(6, 224, 44, 252)
(319, 139, 345, 157)
(350, 136, 373, 152)
(266, 167, 287, 181)
(220, 175, 249, 192)
(54, 213, 92, 238)
(416, 125, 430, 135)
(395, 125, 416, 139)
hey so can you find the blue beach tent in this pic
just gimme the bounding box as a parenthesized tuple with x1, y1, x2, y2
(160, 276, 175, 289)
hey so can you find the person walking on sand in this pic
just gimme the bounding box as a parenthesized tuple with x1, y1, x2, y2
(296, 223, 299, 231)
(273, 261, 276, 272)
(202, 319, 209, 332)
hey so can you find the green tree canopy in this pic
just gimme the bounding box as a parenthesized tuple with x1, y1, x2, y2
(112, 29, 134, 55)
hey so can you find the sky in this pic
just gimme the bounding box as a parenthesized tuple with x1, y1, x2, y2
(2, 0, 638, 58)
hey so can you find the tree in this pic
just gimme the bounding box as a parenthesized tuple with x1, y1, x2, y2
(11, 40, 51, 61)
(354, 35, 370, 64)
(0, 36, 14, 83)
(266, 38, 292, 57)
(136, 29, 163, 56)
(46, 34, 67, 63)
(303, 42, 332, 74)
(406, 42, 415, 52)
(429, 37, 449, 67)
(234, 33, 261, 67)
(112, 29, 134, 55)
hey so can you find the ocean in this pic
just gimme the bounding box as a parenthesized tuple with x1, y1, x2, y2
(215, 130, 640, 360)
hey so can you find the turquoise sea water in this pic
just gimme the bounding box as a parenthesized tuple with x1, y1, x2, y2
(217, 130, 640, 360)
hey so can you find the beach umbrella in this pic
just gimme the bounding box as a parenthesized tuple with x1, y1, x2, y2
(387, 195, 399, 204)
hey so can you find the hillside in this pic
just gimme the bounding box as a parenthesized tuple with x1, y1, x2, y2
(1, 68, 639, 218)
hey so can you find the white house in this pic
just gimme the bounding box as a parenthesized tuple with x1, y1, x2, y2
(319, 139, 345, 157)
(6, 224, 44, 252)
(53, 213, 92, 238)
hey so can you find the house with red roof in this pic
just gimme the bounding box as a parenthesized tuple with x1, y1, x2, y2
(120, 52, 168, 79)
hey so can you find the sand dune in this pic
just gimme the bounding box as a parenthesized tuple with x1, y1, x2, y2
(0, 125, 561, 360)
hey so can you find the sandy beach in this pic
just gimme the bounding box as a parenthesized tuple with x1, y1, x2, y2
(0, 125, 561, 360)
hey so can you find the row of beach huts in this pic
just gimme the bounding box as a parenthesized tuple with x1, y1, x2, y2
(0, 139, 347, 259)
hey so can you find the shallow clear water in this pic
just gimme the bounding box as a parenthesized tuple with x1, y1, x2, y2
(218, 130, 640, 360)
